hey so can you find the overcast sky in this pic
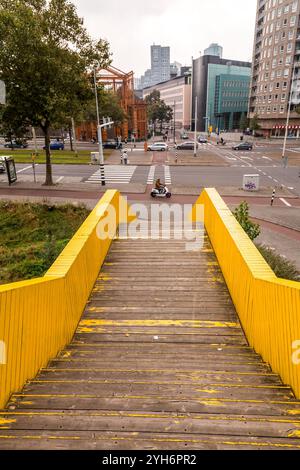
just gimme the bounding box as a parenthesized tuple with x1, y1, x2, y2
(73, 0, 257, 76)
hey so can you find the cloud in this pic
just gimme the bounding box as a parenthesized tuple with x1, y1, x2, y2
(72, 0, 257, 76)
(74, 0, 173, 18)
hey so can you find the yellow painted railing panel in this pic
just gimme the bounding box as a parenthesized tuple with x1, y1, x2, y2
(0, 190, 131, 408)
(194, 188, 300, 397)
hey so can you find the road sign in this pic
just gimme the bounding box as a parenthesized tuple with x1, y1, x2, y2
(0, 80, 6, 105)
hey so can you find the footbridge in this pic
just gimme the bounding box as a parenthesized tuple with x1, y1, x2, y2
(0, 189, 300, 450)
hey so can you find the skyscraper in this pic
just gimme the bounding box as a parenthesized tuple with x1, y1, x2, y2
(204, 43, 223, 58)
(249, 0, 300, 137)
(151, 45, 171, 85)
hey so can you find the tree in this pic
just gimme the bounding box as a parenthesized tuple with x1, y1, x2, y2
(0, 0, 111, 185)
(82, 87, 126, 126)
(145, 90, 173, 134)
(233, 202, 261, 241)
(239, 113, 249, 131)
(250, 113, 261, 132)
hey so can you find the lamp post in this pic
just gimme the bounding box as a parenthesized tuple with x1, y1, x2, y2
(173, 100, 176, 144)
(194, 97, 198, 157)
(282, 61, 298, 168)
(93, 65, 104, 167)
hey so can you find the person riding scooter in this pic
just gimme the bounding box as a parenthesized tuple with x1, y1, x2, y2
(155, 178, 165, 194)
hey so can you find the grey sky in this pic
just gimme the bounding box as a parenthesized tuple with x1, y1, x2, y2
(73, 0, 257, 76)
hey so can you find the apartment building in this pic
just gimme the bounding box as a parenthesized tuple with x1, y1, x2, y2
(249, 0, 300, 136)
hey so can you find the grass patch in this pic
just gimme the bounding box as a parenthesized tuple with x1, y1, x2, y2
(256, 244, 300, 282)
(0, 201, 90, 285)
(0, 149, 112, 164)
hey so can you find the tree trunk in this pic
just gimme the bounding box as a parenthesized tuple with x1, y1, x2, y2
(69, 127, 73, 151)
(42, 124, 53, 186)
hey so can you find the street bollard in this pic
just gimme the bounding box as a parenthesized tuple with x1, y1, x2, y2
(100, 164, 106, 186)
(271, 189, 276, 206)
(175, 151, 178, 164)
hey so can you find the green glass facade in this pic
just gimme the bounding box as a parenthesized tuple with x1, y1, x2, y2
(207, 64, 251, 131)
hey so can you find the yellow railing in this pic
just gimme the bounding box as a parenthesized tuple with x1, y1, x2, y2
(193, 188, 300, 398)
(0, 190, 132, 408)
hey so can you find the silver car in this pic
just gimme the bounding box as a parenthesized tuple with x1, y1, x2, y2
(147, 142, 169, 152)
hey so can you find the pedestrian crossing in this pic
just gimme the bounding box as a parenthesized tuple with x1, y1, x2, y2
(85, 165, 137, 184)
(164, 165, 172, 185)
(147, 165, 156, 184)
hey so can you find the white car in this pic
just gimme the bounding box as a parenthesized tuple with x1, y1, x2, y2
(147, 142, 169, 152)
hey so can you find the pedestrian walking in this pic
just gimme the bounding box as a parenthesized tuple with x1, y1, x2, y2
(123, 150, 128, 165)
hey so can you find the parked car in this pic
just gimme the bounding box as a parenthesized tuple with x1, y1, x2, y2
(198, 135, 208, 144)
(181, 132, 189, 140)
(103, 139, 118, 149)
(147, 142, 169, 152)
(176, 141, 198, 150)
(232, 142, 253, 151)
(4, 140, 28, 149)
(43, 141, 65, 151)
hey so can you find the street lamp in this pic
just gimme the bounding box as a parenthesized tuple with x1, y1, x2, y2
(93, 65, 105, 167)
(282, 61, 298, 168)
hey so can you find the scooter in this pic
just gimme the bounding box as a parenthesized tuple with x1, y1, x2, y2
(151, 186, 172, 199)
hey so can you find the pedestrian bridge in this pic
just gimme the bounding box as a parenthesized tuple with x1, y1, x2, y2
(0, 189, 300, 450)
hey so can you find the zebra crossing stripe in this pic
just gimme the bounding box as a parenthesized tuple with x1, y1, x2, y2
(86, 165, 137, 184)
(164, 165, 172, 185)
(147, 165, 156, 184)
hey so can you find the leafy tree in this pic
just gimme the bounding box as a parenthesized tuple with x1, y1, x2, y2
(239, 113, 249, 131)
(145, 90, 173, 133)
(233, 202, 261, 241)
(82, 87, 126, 126)
(0, 0, 111, 185)
(249, 113, 261, 132)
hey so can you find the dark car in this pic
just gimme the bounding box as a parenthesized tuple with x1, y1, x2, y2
(232, 142, 253, 151)
(43, 141, 65, 151)
(4, 140, 28, 149)
(103, 140, 118, 149)
(176, 141, 198, 150)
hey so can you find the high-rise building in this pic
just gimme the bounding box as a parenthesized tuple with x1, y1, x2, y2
(170, 61, 182, 78)
(192, 53, 251, 132)
(204, 43, 223, 58)
(249, 0, 300, 137)
(151, 45, 171, 85)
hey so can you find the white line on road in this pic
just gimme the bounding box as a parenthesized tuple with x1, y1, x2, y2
(262, 156, 272, 161)
(16, 164, 38, 174)
(147, 165, 156, 184)
(56, 176, 64, 183)
(280, 198, 292, 207)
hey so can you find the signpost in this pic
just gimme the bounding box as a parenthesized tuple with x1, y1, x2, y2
(4, 157, 17, 185)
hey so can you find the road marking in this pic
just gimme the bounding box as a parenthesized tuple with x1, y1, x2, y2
(147, 165, 156, 184)
(288, 187, 295, 190)
(262, 156, 272, 161)
(280, 198, 292, 207)
(16, 165, 36, 174)
(86, 165, 137, 184)
(240, 157, 253, 161)
(164, 165, 172, 185)
(56, 176, 64, 183)
(273, 179, 278, 183)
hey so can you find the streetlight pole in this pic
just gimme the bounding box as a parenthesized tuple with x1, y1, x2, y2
(173, 100, 176, 144)
(282, 61, 297, 168)
(71, 117, 78, 157)
(194, 97, 198, 157)
(93, 66, 105, 167)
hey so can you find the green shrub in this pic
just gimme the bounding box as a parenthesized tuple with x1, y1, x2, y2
(256, 244, 300, 282)
(233, 201, 261, 241)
